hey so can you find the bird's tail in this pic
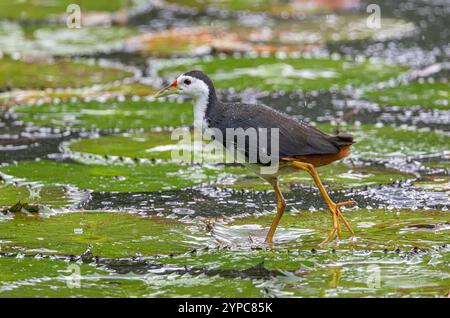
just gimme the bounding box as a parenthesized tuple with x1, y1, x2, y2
(333, 133, 355, 146)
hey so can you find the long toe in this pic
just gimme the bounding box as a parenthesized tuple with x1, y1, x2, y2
(336, 200, 357, 208)
(320, 227, 338, 246)
(335, 206, 356, 236)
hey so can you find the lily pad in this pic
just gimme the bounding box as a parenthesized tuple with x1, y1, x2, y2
(0, 212, 204, 257)
(67, 124, 450, 164)
(423, 161, 450, 172)
(104, 82, 158, 96)
(70, 131, 176, 161)
(413, 176, 449, 192)
(0, 160, 218, 192)
(11, 98, 192, 130)
(0, 181, 80, 208)
(66, 132, 414, 191)
(152, 207, 450, 297)
(0, 56, 133, 90)
(214, 163, 414, 191)
(0, 82, 157, 108)
(0, 257, 110, 296)
(68, 131, 230, 162)
(0, 257, 262, 297)
(2, 202, 40, 215)
(157, 247, 450, 297)
(312, 124, 450, 159)
(0, 22, 137, 56)
(165, 0, 356, 15)
(1, 208, 448, 298)
(127, 16, 414, 56)
(125, 26, 319, 56)
(156, 208, 450, 259)
(0, 0, 137, 20)
(248, 14, 415, 44)
(345, 125, 450, 158)
(362, 81, 450, 110)
(154, 55, 407, 92)
(227, 208, 450, 249)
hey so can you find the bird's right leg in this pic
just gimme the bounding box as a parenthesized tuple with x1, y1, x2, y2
(264, 177, 286, 245)
(290, 161, 356, 244)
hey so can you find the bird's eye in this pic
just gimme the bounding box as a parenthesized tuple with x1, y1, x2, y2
(184, 79, 191, 85)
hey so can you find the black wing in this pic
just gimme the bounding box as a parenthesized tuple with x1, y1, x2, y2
(206, 102, 343, 160)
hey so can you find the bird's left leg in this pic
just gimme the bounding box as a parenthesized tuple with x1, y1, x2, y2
(290, 161, 356, 244)
(265, 177, 286, 244)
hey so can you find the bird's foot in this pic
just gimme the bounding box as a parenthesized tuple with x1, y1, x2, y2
(320, 200, 357, 246)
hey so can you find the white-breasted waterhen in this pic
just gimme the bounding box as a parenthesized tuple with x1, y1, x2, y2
(154, 70, 357, 245)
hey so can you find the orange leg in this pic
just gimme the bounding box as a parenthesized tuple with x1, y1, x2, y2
(264, 178, 286, 244)
(291, 161, 356, 245)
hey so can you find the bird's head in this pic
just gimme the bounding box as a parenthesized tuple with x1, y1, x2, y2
(153, 70, 214, 99)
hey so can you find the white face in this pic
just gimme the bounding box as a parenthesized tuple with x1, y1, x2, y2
(176, 75, 209, 99)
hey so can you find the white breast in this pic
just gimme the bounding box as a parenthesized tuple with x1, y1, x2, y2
(193, 94, 210, 130)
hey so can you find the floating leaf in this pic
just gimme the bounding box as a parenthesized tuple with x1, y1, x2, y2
(65, 132, 413, 191)
(125, 26, 320, 56)
(214, 163, 414, 191)
(1, 208, 449, 297)
(362, 81, 450, 110)
(0, 22, 137, 56)
(310, 124, 450, 159)
(0, 82, 157, 108)
(2, 202, 40, 215)
(413, 176, 449, 192)
(0, 181, 80, 208)
(11, 99, 192, 130)
(0, 160, 219, 192)
(423, 161, 450, 172)
(228, 208, 450, 249)
(67, 124, 449, 163)
(127, 16, 414, 56)
(0, 257, 262, 297)
(344, 125, 450, 158)
(68, 131, 229, 162)
(0, 212, 205, 257)
(154, 55, 407, 92)
(0, 257, 110, 296)
(0, 56, 133, 90)
(0, 0, 136, 20)
(165, 0, 357, 16)
(152, 207, 450, 297)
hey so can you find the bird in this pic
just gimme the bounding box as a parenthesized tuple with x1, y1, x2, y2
(154, 70, 357, 245)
